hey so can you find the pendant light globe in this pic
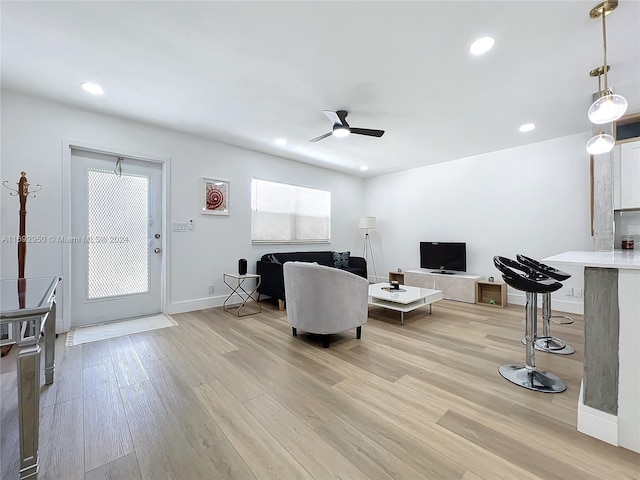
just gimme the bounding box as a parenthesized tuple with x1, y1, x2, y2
(586, 132, 615, 155)
(588, 92, 628, 124)
(587, 1, 627, 125)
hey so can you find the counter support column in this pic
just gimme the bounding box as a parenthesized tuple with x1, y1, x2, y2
(583, 267, 619, 414)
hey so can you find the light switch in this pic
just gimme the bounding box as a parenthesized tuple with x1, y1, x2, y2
(173, 222, 188, 232)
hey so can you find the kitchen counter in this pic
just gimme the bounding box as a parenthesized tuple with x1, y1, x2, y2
(543, 249, 640, 269)
(543, 250, 640, 453)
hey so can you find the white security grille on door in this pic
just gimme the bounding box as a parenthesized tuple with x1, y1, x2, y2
(87, 169, 150, 299)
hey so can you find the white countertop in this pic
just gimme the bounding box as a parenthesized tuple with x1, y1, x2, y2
(543, 250, 640, 270)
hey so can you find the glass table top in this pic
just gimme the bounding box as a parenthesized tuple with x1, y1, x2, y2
(0, 276, 60, 319)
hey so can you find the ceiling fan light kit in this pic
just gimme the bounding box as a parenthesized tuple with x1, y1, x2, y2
(586, 0, 628, 155)
(309, 110, 385, 143)
(332, 125, 350, 137)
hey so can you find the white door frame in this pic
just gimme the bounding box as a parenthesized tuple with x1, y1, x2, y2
(61, 140, 171, 333)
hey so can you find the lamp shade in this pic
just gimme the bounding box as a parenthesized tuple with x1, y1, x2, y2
(588, 93, 628, 125)
(586, 132, 615, 155)
(358, 216, 376, 229)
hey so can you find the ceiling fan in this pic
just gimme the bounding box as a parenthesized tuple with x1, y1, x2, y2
(309, 110, 385, 142)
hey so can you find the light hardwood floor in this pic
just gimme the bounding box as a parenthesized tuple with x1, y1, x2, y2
(1, 300, 639, 479)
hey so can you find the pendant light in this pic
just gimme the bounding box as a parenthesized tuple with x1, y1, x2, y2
(586, 131, 615, 155)
(587, 0, 628, 125)
(586, 67, 615, 154)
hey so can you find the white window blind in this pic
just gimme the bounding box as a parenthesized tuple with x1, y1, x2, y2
(251, 178, 331, 244)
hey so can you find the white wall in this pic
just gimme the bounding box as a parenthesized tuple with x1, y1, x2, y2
(364, 133, 595, 313)
(1, 90, 595, 324)
(0, 91, 365, 329)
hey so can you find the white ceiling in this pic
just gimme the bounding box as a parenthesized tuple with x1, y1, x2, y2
(2, 1, 639, 177)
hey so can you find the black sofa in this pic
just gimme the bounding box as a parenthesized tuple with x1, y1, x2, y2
(256, 251, 367, 310)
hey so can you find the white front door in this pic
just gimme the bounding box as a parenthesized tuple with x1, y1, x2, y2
(70, 149, 163, 327)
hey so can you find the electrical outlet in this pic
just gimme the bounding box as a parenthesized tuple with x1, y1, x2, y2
(565, 287, 574, 296)
(208, 285, 215, 294)
(574, 288, 583, 298)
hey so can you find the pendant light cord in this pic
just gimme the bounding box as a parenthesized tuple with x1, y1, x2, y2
(602, 8, 608, 92)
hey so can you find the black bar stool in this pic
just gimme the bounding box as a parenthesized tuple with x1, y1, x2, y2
(516, 254, 575, 355)
(493, 256, 566, 393)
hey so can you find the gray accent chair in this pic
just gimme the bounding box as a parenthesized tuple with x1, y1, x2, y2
(283, 262, 369, 348)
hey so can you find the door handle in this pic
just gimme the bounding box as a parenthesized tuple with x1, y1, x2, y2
(154, 247, 162, 254)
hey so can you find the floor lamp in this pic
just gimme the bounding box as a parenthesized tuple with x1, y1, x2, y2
(358, 216, 377, 282)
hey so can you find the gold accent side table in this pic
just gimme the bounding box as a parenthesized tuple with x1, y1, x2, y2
(223, 273, 261, 316)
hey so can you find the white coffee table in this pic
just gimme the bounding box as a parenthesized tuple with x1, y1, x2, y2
(368, 283, 443, 325)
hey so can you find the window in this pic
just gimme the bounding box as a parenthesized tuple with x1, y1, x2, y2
(251, 178, 331, 244)
(87, 169, 150, 298)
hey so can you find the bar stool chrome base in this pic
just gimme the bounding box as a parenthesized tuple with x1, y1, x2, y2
(514, 255, 575, 356)
(493, 258, 567, 394)
(521, 336, 575, 355)
(550, 314, 574, 325)
(499, 364, 567, 393)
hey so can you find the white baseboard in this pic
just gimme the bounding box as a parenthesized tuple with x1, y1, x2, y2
(167, 295, 229, 315)
(577, 381, 619, 446)
(164, 287, 585, 316)
(507, 292, 583, 315)
(55, 296, 230, 331)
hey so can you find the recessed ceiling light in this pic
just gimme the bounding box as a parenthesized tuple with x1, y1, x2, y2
(469, 36, 495, 56)
(360, 165, 369, 171)
(275, 138, 287, 146)
(81, 82, 104, 95)
(519, 123, 536, 133)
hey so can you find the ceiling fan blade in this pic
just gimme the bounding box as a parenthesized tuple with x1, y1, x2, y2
(350, 128, 385, 138)
(322, 110, 349, 127)
(309, 132, 333, 142)
(336, 110, 349, 126)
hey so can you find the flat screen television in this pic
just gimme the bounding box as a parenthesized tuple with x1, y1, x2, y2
(420, 242, 466, 274)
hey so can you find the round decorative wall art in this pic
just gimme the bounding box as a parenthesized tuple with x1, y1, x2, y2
(207, 186, 224, 210)
(201, 177, 230, 215)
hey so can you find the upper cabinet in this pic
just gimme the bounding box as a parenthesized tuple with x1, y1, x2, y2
(614, 113, 640, 211)
(620, 141, 640, 209)
(614, 140, 640, 210)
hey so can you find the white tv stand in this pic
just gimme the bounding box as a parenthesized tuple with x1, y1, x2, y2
(404, 269, 481, 304)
